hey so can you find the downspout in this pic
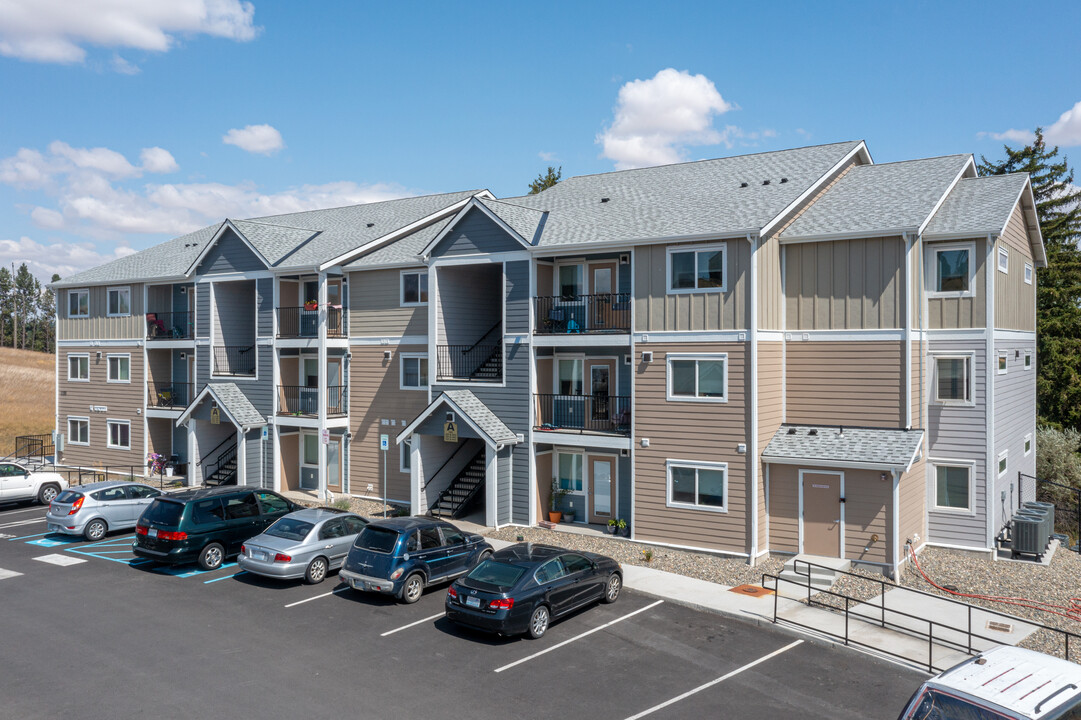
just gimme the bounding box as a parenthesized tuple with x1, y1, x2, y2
(892, 468, 901, 580)
(748, 233, 759, 564)
(904, 233, 913, 429)
(985, 234, 996, 556)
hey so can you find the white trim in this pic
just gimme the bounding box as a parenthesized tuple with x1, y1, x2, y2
(1024, 433, 1032, 457)
(185, 220, 272, 276)
(193, 270, 273, 283)
(1023, 350, 1032, 371)
(984, 234, 996, 550)
(633, 331, 745, 344)
(765, 456, 910, 472)
(421, 196, 533, 259)
(105, 418, 131, 450)
(759, 141, 870, 238)
(905, 233, 913, 429)
(349, 335, 428, 346)
(991, 329, 1037, 341)
(67, 353, 89, 382)
(1024, 262, 1033, 285)
(921, 541, 994, 554)
(928, 458, 976, 515)
(429, 250, 530, 266)
(399, 269, 428, 307)
(783, 329, 905, 342)
(399, 436, 412, 474)
(780, 228, 916, 244)
(748, 233, 759, 561)
(533, 334, 631, 348)
(797, 469, 844, 556)
(997, 449, 1008, 478)
(930, 352, 975, 406)
(665, 459, 729, 513)
(996, 351, 1008, 375)
(665, 353, 728, 403)
(106, 353, 131, 384)
(925, 241, 976, 299)
(399, 352, 429, 391)
(67, 288, 89, 318)
(997, 245, 1009, 274)
(530, 432, 632, 451)
(665, 242, 728, 295)
(66, 416, 90, 446)
(759, 330, 784, 342)
(106, 286, 132, 317)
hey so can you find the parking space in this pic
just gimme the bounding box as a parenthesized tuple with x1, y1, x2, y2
(0, 502, 926, 719)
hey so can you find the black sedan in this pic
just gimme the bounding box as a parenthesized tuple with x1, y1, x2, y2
(445, 543, 622, 639)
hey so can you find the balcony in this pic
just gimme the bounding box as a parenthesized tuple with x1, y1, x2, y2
(148, 382, 195, 409)
(535, 293, 631, 334)
(534, 393, 631, 436)
(437, 341, 503, 383)
(146, 311, 193, 340)
(213, 346, 256, 376)
(277, 385, 347, 417)
(276, 306, 345, 339)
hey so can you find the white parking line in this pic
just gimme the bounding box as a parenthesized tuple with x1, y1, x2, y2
(381, 612, 445, 637)
(0, 507, 49, 516)
(622, 639, 804, 719)
(0, 518, 47, 530)
(494, 600, 664, 674)
(284, 587, 350, 608)
(33, 554, 87, 567)
(0, 568, 24, 580)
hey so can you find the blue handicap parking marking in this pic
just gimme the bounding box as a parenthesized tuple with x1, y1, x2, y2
(204, 570, 246, 584)
(153, 563, 236, 578)
(27, 537, 81, 547)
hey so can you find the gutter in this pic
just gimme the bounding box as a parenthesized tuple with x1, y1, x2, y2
(748, 233, 759, 564)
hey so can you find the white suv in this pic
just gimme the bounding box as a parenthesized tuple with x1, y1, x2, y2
(0, 461, 68, 505)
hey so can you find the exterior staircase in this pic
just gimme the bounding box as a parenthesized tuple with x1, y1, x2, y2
(203, 441, 238, 487)
(429, 450, 486, 519)
(470, 345, 503, 382)
(767, 554, 851, 599)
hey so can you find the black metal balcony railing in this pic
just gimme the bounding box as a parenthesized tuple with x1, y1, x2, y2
(535, 293, 631, 334)
(277, 385, 347, 417)
(436, 342, 502, 382)
(276, 306, 345, 338)
(534, 393, 631, 435)
(148, 382, 194, 409)
(146, 311, 193, 340)
(212, 345, 256, 376)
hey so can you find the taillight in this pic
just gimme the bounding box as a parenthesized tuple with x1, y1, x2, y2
(447, 586, 458, 599)
(135, 525, 148, 536)
(390, 567, 404, 580)
(489, 598, 514, 610)
(274, 553, 291, 563)
(158, 530, 187, 541)
(68, 497, 84, 515)
(241, 544, 247, 554)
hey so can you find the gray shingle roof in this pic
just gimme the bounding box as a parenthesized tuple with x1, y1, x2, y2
(924, 173, 1029, 237)
(343, 217, 450, 269)
(477, 198, 546, 245)
(187, 382, 266, 428)
(54, 223, 221, 287)
(762, 424, 924, 470)
(780, 155, 972, 239)
(229, 220, 318, 265)
(441, 390, 518, 444)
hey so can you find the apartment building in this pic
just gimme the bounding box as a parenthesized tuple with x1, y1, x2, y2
(51, 140, 1044, 577)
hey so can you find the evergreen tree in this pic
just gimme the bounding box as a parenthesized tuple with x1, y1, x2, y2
(0, 266, 12, 347)
(528, 165, 562, 195)
(13, 264, 40, 350)
(980, 129, 1081, 429)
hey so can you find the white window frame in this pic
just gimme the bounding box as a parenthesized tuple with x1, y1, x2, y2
(926, 241, 976, 299)
(1024, 351, 1032, 370)
(555, 450, 584, 493)
(399, 270, 428, 307)
(997, 246, 1009, 274)
(106, 286, 131, 317)
(1024, 434, 1032, 457)
(932, 353, 974, 406)
(666, 353, 728, 403)
(399, 353, 429, 391)
(68, 288, 89, 318)
(666, 243, 727, 295)
(1024, 262, 1033, 285)
(67, 353, 89, 382)
(67, 416, 90, 446)
(400, 437, 412, 474)
(553, 261, 585, 298)
(997, 351, 1008, 375)
(929, 459, 975, 515)
(665, 459, 728, 513)
(107, 353, 131, 384)
(106, 419, 131, 450)
(998, 450, 1008, 478)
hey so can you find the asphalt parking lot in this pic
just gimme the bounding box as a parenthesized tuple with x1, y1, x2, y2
(0, 502, 926, 720)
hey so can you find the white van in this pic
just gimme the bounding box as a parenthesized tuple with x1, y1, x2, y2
(898, 646, 1081, 719)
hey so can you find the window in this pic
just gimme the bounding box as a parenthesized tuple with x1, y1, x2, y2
(667, 244, 726, 293)
(1024, 434, 1032, 457)
(224, 493, 260, 520)
(400, 271, 428, 306)
(319, 520, 345, 540)
(932, 464, 972, 512)
(557, 264, 583, 299)
(441, 526, 465, 545)
(934, 356, 971, 404)
(106, 420, 130, 450)
(192, 498, 226, 524)
(342, 516, 366, 535)
(400, 437, 412, 473)
(929, 243, 974, 296)
(128, 485, 160, 500)
(67, 417, 89, 446)
(400, 355, 428, 390)
(667, 354, 727, 402)
(997, 352, 1008, 375)
(256, 491, 290, 515)
(535, 558, 566, 584)
(1024, 351, 1032, 370)
(107, 354, 130, 383)
(93, 487, 127, 502)
(68, 289, 89, 318)
(561, 554, 593, 574)
(419, 526, 442, 550)
(107, 286, 131, 316)
(557, 453, 583, 492)
(68, 354, 89, 381)
(1024, 262, 1033, 285)
(666, 460, 727, 512)
(997, 246, 1009, 274)
(303, 434, 319, 465)
(998, 450, 1008, 477)
(557, 358, 583, 395)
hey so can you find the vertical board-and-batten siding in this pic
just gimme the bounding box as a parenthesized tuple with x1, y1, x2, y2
(633, 240, 749, 332)
(785, 341, 905, 428)
(504, 261, 529, 335)
(783, 237, 904, 330)
(435, 264, 501, 346)
(58, 283, 146, 340)
(994, 206, 1036, 331)
(196, 228, 267, 274)
(993, 336, 1037, 531)
(347, 268, 428, 337)
(757, 342, 784, 551)
(431, 207, 525, 257)
(926, 238, 987, 329)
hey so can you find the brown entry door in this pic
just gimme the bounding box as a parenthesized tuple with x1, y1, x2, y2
(802, 471, 842, 557)
(588, 455, 614, 524)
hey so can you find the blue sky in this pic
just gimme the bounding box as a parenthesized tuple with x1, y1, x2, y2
(1, 0, 1079, 280)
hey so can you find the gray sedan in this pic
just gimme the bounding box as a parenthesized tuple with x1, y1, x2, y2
(45, 480, 162, 540)
(237, 508, 368, 584)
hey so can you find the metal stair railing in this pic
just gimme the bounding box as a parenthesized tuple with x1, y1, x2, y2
(201, 435, 238, 487)
(430, 450, 486, 518)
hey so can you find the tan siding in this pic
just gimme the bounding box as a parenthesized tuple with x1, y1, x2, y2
(994, 207, 1036, 331)
(348, 345, 430, 503)
(633, 342, 749, 554)
(757, 236, 783, 330)
(784, 237, 904, 330)
(58, 283, 146, 340)
(146, 348, 171, 385)
(899, 453, 925, 562)
(279, 431, 300, 492)
(927, 238, 987, 329)
(536, 263, 553, 297)
(757, 341, 784, 551)
(843, 468, 891, 565)
(57, 346, 145, 470)
(912, 336, 925, 431)
(536, 451, 552, 523)
(147, 417, 173, 458)
(768, 464, 799, 553)
(348, 269, 428, 337)
(786, 341, 905, 428)
(633, 241, 749, 333)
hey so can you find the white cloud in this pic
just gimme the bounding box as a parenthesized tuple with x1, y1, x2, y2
(140, 147, 179, 173)
(538, 151, 558, 162)
(48, 141, 139, 177)
(0, 0, 259, 65)
(30, 206, 64, 229)
(222, 124, 284, 155)
(111, 54, 140, 75)
(597, 68, 735, 169)
(979, 128, 1037, 144)
(0, 235, 136, 279)
(1046, 100, 1081, 147)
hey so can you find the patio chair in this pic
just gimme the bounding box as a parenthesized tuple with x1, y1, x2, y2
(566, 318, 580, 333)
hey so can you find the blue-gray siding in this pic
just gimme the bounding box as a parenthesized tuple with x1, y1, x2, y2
(257, 278, 273, 337)
(505, 261, 529, 335)
(196, 229, 266, 274)
(432, 207, 524, 257)
(993, 335, 1038, 532)
(196, 284, 210, 338)
(617, 454, 631, 521)
(498, 446, 512, 524)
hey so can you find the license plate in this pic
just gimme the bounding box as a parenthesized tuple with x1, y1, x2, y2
(148, 528, 158, 538)
(48, 524, 60, 533)
(258, 552, 268, 561)
(465, 595, 481, 608)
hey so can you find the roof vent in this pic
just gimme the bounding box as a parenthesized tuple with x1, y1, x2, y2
(762, 179, 771, 186)
(780, 177, 788, 183)
(600, 197, 610, 203)
(808, 428, 818, 436)
(739, 182, 748, 188)
(839, 426, 845, 437)
(786, 428, 797, 435)
(366, 222, 375, 228)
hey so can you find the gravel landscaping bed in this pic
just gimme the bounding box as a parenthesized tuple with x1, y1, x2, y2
(295, 495, 404, 518)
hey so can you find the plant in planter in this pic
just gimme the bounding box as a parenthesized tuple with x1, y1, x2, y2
(563, 505, 576, 524)
(617, 518, 629, 537)
(304, 299, 318, 311)
(549, 480, 569, 523)
(606, 518, 619, 534)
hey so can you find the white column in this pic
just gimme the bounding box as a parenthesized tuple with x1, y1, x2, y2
(317, 271, 328, 499)
(485, 443, 497, 528)
(410, 434, 421, 514)
(186, 421, 196, 487)
(272, 423, 281, 492)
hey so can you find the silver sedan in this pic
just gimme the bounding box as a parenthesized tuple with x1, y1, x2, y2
(45, 480, 162, 540)
(238, 508, 368, 584)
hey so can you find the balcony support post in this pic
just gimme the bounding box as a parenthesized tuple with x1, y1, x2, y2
(317, 271, 329, 500)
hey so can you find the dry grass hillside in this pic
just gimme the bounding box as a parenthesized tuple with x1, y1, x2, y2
(0, 348, 55, 457)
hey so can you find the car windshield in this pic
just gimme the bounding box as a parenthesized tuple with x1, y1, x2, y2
(903, 688, 1012, 720)
(141, 499, 184, 526)
(353, 526, 399, 553)
(466, 560, 526, 590)
(54, 490, 82, 504)
(265, 518, 314, 542)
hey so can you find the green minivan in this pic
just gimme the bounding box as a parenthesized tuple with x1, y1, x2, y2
(133, 487, 300, 570)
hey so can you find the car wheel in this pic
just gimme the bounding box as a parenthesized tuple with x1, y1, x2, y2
(304, 556, 328, 585)
(528, 605, 550, 639)
(198, 542, 225, 571)
(603, 573, 622, 604)
(83, 519, 107, 542)
(401, 573, 424, 604)
(38, 484, 60, 505)
(477, 549, 493, 564)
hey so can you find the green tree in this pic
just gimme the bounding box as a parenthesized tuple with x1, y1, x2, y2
(528, 165, 562, 195)
(979, 129, 1081, 430)
(13, 263, 40, 350)
(0, 266, 12, 347)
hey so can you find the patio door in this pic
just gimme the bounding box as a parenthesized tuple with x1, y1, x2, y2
(301, 358, 319, 415)
(590, 263, 616, 329)
(588, 455, 614, 524)
(300, 433, 319, 490)
(588, 361, 615, 423)
(327, 358, 343, 414)
(556, 358, 584, 429)
(327, 436, 341, 492)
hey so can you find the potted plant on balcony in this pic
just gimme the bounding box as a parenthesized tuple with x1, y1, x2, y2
(549, 480, 569, 523)
(606, 518, 618, 534)
(563, 500, 576, 524)
(304, 299, 318, 311)
(617, 518, 629, 537)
